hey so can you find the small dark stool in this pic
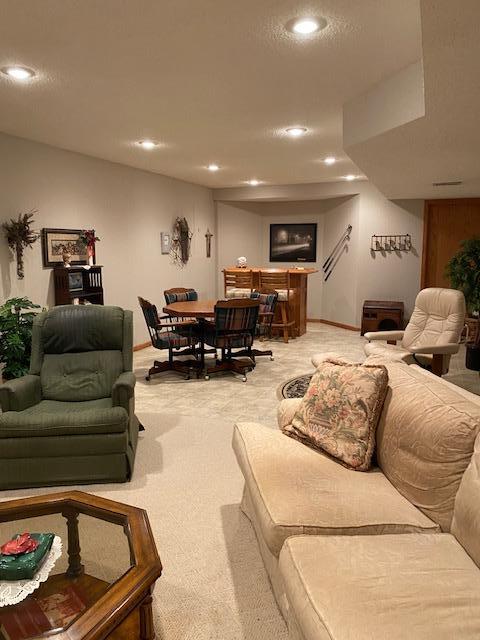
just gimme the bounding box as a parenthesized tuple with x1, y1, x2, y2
(361, 300, 404, 336)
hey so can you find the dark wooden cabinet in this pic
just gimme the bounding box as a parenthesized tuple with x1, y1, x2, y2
(361, 300, 404, 335)
(53, 266, 104, 305)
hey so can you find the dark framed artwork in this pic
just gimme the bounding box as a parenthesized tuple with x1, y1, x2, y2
(42, 228, 90, 267)
(269, 223, 317, 262)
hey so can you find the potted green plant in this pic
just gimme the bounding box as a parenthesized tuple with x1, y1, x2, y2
(0, 297, 41, 380)
(446, 236, 480, 370)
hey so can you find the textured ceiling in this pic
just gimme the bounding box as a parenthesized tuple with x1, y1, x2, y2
(0, 0, 421, 188)
(345, 0, 480, 199)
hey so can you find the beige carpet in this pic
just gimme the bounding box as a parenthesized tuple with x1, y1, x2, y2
(1, 324, 478, 639)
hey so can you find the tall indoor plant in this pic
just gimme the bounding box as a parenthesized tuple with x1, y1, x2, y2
(446, 236, 480, 369)
(0, 297, 41, 380)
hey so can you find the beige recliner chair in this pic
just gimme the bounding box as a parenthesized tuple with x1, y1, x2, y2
(364, 288, 466, 375)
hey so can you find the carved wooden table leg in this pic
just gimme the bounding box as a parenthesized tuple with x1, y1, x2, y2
(63, 509, 84, 577)
(139, 589, 155, 640)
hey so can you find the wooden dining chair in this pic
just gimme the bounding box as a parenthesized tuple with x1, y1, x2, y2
(235, 290, 278, 361)
(258, 270, 295, 343)
(223, 269, 254, 299)
(202, 299, 259, 381)
(138, 296, 197, 381)
(163, 287, 198, 304)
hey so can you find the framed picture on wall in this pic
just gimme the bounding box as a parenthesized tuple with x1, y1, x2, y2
(42, 228, 89, 267)
(269, 223, 317, 262)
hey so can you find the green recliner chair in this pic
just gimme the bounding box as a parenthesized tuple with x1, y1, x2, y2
(0, 305, 139, 489)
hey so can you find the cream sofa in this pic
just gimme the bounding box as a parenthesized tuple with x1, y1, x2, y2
(232, 357, 480, 639)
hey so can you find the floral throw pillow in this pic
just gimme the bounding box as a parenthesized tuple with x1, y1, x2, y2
(283, 359, 389, 471)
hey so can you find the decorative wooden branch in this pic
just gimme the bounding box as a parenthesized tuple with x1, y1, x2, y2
(2, 209, 39, 279)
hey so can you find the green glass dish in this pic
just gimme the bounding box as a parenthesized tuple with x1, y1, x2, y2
(0, 533, 55, 581)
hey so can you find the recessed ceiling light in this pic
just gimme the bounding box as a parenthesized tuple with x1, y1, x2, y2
(207, 164, 219, 172)
(137, 140, 157, 150)
(344, 174, 356, 181)
(1, 65, 36, 81)
(287, 18, 327, 36)
(246, 179, 261, 186)
(324, 156, 336, 165)
(286, 127, 307, 137)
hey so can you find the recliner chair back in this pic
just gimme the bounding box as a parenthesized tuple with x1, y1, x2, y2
(29, 306, 133, 402)
(402, 288, 466, 350)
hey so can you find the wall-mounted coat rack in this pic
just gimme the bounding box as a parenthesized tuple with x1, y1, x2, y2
(370, 234, 412, 252)
(323, 224, 352, 281)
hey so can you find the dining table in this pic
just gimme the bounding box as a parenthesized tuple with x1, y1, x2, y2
(163, 299, 258, 380)
(163, 300, 217, 375)
(163, 299, 217, 319)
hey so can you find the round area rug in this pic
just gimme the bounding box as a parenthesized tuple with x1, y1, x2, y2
(277, 373, 313, 399)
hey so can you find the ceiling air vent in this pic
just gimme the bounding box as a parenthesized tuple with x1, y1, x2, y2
(432, 180, 462, 186)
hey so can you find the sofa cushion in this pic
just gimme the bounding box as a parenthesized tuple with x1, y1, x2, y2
(233, 422, 438, 557)
(375, 362, 480, 531)
(283, 359, 388, 471)
(0, 398, 128, 437)
(452, 433, 480, 567)
(41, 350, 123, 401)
(279, 533, 480, 640)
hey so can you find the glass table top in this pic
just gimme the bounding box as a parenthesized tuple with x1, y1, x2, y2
(0, 509, 132, 639)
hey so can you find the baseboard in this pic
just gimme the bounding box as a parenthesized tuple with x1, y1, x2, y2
(307, 318, 361, 332)
(133, 341, 151, 351)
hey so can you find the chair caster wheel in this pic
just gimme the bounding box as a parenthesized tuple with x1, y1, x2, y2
(204, 375, 210, 381)
(270, 356, 274, 361)
(145, 375, 151, 381)
(185, 375, 190, 381)
(242, 376, 247, 382)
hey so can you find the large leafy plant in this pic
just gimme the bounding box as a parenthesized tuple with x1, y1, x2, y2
(446, 236, 480, 315)
(0, 297, 41, 380)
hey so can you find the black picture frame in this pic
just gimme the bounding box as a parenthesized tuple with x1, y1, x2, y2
(269, 223, 317, 262)
(42, 228, 93, 268)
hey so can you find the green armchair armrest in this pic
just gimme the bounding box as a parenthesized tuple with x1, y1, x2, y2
(0, 375, 41, 412)
(112, 371, 136, 413)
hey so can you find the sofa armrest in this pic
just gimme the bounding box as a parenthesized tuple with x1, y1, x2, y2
(277, 398, 303, 430)
(0, 375, 41, 412)
(112, 371, 136, 413)
(364, 330, 405, 342)
(408, 343, 460, 355)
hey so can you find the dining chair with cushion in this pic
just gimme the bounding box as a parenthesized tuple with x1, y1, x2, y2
(203, 299, 260, 381)
(258, 269, 296, 343)
(236, 290, 278, 361)
(223, 269, 254, 299)
(138, 296, 197, 380)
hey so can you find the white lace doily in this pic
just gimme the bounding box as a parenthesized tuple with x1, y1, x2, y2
(0, 536, 62, 607)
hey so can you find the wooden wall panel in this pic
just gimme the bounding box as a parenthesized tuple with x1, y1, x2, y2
(421, 199, 480, 288)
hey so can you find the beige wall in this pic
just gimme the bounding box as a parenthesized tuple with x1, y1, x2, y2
(215, 182, 424, 327)
(0, 132, 216, 343)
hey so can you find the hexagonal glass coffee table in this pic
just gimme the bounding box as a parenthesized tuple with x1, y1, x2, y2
(0, 491, 162, 639)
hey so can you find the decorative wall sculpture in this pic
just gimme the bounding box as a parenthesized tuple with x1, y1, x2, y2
(323, 224, 352, 281)
(171, 217, 193, 266)
(2, 210, 39, 279)
(370, 234, 412, 253)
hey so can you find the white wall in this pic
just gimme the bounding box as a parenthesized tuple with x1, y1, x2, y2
(215, 182, 424, 327)
(356, 187, 424, 323)
(0, 132, 216, 343)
